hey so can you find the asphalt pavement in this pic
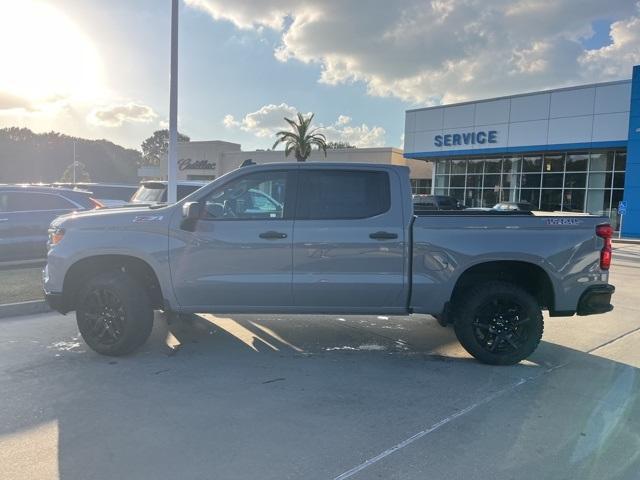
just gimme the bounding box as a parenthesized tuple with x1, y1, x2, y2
(1, 245, 639, 480)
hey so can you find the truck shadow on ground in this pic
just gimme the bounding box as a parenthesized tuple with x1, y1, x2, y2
(1, 312, 639, 480)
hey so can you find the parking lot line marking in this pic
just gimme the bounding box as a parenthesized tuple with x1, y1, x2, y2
(332, 324, 640, 480)
(332, 377, 528, 480)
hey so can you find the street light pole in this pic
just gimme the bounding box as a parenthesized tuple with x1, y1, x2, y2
(167, 0, 179, 203)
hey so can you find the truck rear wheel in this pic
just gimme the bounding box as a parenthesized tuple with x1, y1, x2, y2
(453, 281, 543, 365)
(76, 271, 154, 356)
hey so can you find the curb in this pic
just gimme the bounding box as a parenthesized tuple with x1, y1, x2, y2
(0, 300, 51, 319)
(613, 238, 640, 245)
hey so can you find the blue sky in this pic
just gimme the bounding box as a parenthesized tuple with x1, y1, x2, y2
(0, 0, 638, 151)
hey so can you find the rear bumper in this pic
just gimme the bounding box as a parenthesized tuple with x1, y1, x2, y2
(577, 284, 615, 316)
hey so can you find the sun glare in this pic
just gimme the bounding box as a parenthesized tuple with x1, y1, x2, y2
(0, 0, 104, 105)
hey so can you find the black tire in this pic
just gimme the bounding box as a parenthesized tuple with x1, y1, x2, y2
(76, 271, 154, 356)
(453, 281, 543, 365)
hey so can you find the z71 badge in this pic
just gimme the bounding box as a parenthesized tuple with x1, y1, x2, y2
(133, 215, 164, 223)
(545, 218, 582, 226)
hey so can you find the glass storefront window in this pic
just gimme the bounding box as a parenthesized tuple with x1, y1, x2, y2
(411, 179, 432, 194)
(564, 172, 586, 189)
(467, 175, 483, 188)
(586, 189, 611, 216)
(542, 173, 563, 188)
(521, 173, 541, 188)
(562, 189, 586, 212)
(450, 175, 466, 188)
(523, 155, 542, 172)
(465, 189, 481, 208)
(467, 159, 484, 174)
(435, 159, 450, 175)
(428, 149, 624, 220)
(450, 159, 467, 174)
(589, 152, 614, 171)
(612, 172, 625, 189)
(482, 189, 500, 207)
(483, 174, 501, 189)
(588, 172, 607, 189)
(501, 188, 520, 203)
(520, 190, 540, 209)
(435, 175, 448, 188)
(503, 157, 521, 174)
(484, 158, 502, 174)
(565, 153, 588, 171)
(449, 188, 465, 202)
(543, 154, 564, 172)
(540, 189, 562, 211)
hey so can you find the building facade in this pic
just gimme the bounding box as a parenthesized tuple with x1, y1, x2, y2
(142, 143, 433, 193)
(404, 65, 640, 236)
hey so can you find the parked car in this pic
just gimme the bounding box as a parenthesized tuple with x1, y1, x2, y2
(491, 201, 534, 212)
(467, 201, 535, 212)
(0, 185, 102, 263)
(54, 183, 138, 207)
(44, 163, 614, 365)
(130, 180, 207, 205)
(412, 194, 464, 211)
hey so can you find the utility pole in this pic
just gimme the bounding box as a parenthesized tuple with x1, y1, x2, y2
(167, 0, 179, 203)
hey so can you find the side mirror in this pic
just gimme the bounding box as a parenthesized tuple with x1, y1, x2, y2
(181, 202, 201, 231)
(182, 201, 201, 220)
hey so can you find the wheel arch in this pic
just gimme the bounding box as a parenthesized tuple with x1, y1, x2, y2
(450, 260, 555, 314)
(62, 254, 164, 312)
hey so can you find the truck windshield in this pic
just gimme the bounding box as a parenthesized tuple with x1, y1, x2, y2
(131, 184, 165, 203)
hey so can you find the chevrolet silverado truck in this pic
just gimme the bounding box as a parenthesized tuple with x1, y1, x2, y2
(43, 163, 615, 365)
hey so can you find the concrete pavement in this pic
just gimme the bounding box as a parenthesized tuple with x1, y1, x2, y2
(1, 245, 639, 479)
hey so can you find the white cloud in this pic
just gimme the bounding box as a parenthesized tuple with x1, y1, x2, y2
(88, 102, 157, 128)
(223, 103, 300, 137)
(224, 103, 386, 147)
(580, 15, 640, 77)
(187, 0, 640, 105)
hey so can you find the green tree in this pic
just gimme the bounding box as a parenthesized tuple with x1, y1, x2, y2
(326, 141, 355, 149)
(141, 129, 190, 166)
(272, 113, 327, 162)
(60, 161, 91, 183)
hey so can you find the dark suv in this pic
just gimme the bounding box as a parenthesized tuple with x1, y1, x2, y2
(0, 186, 101, 263)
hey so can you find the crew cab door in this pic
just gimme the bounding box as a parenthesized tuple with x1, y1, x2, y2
(169, 169, 295, 309)
(292, 167, 406, 310)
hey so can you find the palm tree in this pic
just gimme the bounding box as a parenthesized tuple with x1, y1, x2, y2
(272, 113, 327, 162)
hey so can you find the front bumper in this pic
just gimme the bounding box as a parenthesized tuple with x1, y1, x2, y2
(44, 291, 69, 314)
(577, 284, 615, 316)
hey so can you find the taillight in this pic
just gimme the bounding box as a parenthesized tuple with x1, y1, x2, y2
(89, 197, 104, 209)
(596, 224, 613, 270)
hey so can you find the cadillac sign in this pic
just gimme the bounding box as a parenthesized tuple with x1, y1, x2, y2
(178, 158, 216, 171)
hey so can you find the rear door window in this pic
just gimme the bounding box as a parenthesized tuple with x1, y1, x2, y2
(296, 170, 390, 220)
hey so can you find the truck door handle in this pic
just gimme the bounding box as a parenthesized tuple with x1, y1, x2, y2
(369, 231, 398, 240)
(259, 231, 288, 239)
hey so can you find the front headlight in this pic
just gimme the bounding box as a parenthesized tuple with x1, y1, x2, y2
(48, 227, 65, 248)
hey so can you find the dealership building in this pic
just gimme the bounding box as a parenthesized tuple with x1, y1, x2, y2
(404, 65, 640, 236)
(139, 142, 433, 193)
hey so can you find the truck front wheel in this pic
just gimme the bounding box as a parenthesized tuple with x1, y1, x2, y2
(453, 282, 543, 365)
(75, 271, 154, 356)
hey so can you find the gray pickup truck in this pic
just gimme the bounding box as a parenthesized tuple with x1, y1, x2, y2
(43, 163, 615, 365)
